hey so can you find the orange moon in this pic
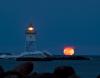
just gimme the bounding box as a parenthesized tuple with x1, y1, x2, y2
(64, 47, 75, 56)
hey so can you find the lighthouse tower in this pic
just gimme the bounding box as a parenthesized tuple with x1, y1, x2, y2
(25, 23, 37, 52)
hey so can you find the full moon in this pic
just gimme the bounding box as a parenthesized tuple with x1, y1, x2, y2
(64, 47, 75, 56)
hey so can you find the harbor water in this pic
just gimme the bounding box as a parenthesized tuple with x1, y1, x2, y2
(0, 57, 100, 78)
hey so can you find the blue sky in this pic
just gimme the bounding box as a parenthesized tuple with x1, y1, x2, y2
(0, 0, 100, 55)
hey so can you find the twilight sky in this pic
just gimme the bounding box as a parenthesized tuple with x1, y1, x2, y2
(0, 0, 100, 55)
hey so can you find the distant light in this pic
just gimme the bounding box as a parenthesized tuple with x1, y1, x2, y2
(64, 47, 75, 56)
(28, 27, 34, 31)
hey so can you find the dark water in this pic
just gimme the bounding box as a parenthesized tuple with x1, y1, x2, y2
(0, 57, 100, 78)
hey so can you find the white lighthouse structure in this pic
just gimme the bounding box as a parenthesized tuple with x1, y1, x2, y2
(20, 22, 53, 58)
(25, 23, 37, 52)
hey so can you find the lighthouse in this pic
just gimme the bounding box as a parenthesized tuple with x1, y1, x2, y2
(25, 23, 37, 52)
